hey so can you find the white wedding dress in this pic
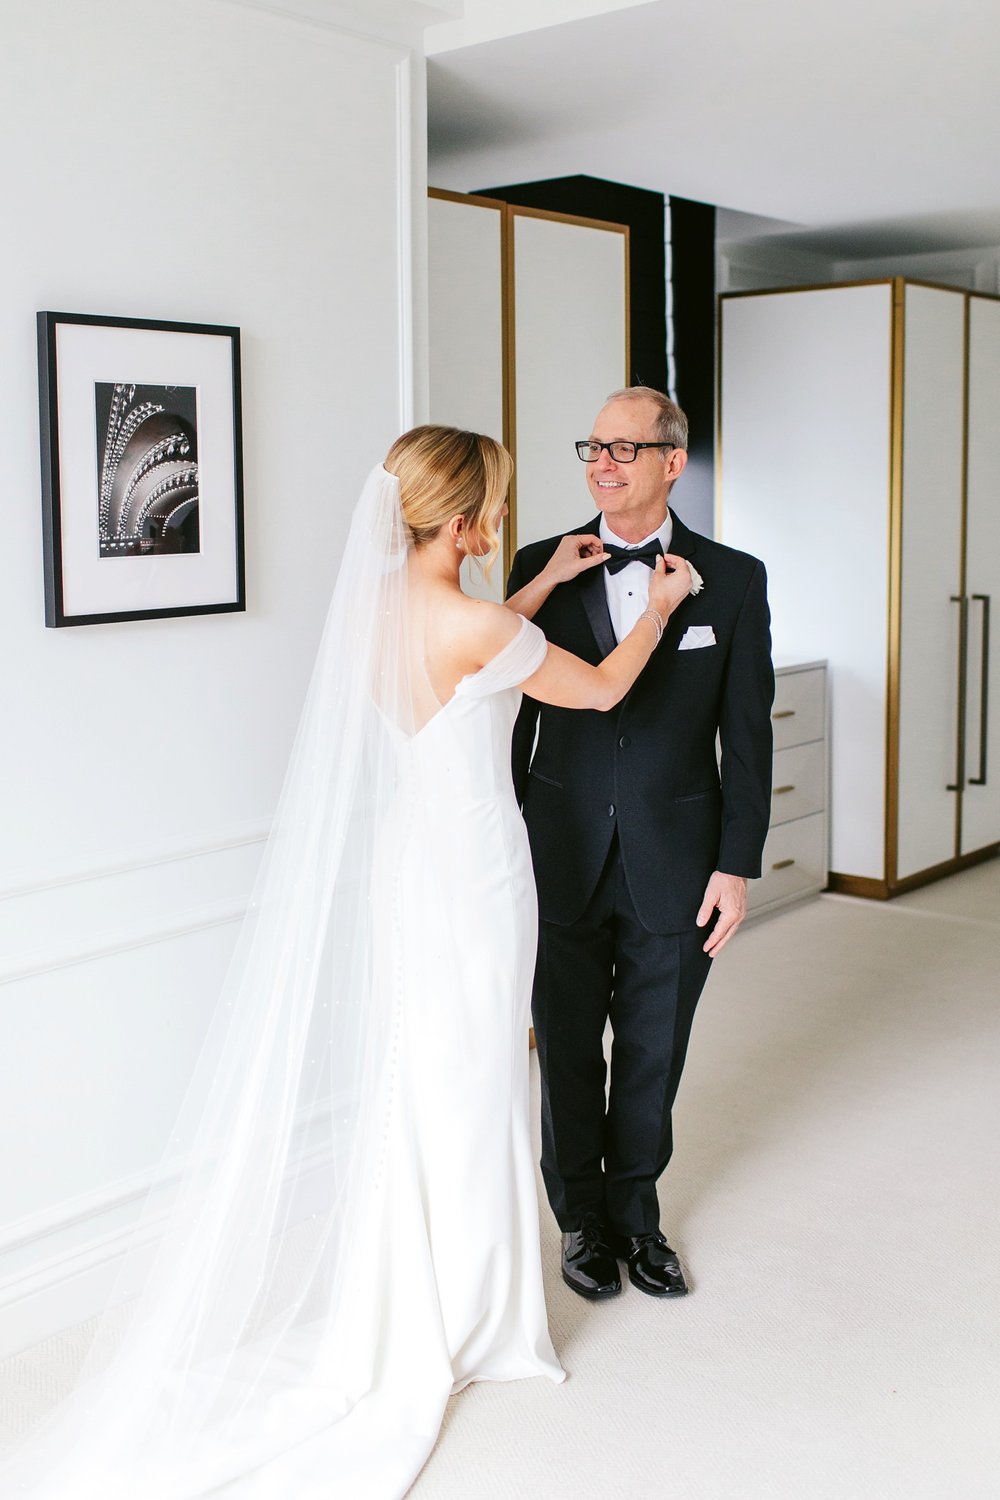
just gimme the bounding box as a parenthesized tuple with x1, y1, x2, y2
(206, 613, 564, 1498)
(0, 468, 562, 1500)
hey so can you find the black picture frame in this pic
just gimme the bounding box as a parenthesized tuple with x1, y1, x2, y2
(37, 311, 246, 627)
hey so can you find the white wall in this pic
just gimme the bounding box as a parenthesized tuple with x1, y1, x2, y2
(0, 0, 425, 1355)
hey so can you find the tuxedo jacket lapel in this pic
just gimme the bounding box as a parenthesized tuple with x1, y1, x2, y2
(666, 510, 697, 563)
(659, 511, 702, 653)
(578, 568, 618, 659)
(572, 516, 618, 659)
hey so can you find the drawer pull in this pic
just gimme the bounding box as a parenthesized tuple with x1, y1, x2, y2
(772, 858, 796, 871)
(773, 784, 796, 795)
(773, 709, 796, 719)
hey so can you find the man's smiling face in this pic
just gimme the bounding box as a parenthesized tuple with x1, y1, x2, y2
(585, 396, 682, 537)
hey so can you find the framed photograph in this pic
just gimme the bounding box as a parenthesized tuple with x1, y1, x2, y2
(37, 311, 245, 626)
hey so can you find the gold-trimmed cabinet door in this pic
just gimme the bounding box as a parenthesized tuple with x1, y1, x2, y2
(895, 284, 965, 881)
(962, 294, 1000, 854)
(427, 190, 506, 602)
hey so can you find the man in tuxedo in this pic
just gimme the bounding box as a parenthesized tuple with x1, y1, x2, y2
(507, 386, 774, 1300)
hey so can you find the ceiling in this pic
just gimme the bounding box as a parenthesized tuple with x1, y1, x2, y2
(426, 0, 1000, 253)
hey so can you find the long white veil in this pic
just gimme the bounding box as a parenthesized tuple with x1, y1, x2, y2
(1, 463, 418, 1497)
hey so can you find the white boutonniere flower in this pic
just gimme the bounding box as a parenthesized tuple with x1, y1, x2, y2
(686, 560, 704, 595)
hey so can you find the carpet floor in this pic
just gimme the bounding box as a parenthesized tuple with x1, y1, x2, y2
(414, 862, 1000, 1500)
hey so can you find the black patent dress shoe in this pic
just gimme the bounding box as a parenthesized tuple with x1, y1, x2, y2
(616, 1230, 688, 1297)
(561, 1214, 622, 1299)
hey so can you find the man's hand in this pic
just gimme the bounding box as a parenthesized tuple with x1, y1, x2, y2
(695, 871, 748, 957)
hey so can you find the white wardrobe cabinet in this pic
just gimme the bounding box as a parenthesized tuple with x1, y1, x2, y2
(962, 295, 1000, 856)
(427, 189, 629, 598)
(720, 278, 1000, 898)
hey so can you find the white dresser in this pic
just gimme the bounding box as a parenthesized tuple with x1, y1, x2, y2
(748, 660, 829, 919)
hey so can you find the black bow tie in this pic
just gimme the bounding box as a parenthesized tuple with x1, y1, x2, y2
(602, 539, 664, 575)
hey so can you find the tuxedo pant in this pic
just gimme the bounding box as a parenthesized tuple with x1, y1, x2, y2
(531, 832, 713, 1235)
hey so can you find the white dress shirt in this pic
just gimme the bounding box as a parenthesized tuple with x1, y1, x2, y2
(600, 511, 673, 642)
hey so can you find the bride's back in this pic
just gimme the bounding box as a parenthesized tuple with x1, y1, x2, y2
(403, 568, 492, 732)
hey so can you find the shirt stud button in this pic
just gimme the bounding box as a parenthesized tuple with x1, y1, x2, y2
(619, 735, 630, 748)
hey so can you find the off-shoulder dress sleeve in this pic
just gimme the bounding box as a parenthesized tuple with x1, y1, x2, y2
(457, 615, 548, 697)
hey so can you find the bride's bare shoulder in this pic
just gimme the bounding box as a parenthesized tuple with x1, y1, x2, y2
(457, 598, 522, 662)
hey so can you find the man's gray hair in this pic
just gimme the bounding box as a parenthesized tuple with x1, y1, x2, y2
(604, 386, 689, 450)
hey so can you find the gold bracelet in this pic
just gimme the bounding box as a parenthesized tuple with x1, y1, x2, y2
(638, 607, 664, 645)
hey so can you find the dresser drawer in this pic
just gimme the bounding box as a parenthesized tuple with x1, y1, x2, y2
(771, 668, 825, 750)
(750, 813, 827, 911)
(770, 740, 825, 826)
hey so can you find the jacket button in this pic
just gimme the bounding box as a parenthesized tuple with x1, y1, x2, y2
(608, 804, 616, 817)
(619, 735, 631, 748)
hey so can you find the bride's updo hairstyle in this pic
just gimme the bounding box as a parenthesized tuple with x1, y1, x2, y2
(385, 424, 512, 574)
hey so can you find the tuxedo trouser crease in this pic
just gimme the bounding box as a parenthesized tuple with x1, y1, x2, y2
(532, 832, 713, 1234)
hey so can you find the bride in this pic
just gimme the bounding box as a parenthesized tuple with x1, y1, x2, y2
(0, 425, 692, 1498)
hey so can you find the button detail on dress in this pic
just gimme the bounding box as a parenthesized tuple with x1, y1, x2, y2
(619, 735, 631, 748)
(607, 804, 616, 817)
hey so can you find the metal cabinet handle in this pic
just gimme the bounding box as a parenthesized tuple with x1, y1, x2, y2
(772, 709, 795, 720)
(772, 858, 795, 870)
(970, 594, 991, 786)
(947, 595, 969, 793)
(773, 785, 796, 795)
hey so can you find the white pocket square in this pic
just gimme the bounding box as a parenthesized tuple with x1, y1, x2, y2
(678, 625, 716, 651)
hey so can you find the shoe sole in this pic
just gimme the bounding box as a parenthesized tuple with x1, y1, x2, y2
(561, 1270, 622, 1299)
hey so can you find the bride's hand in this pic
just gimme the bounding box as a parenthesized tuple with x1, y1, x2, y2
(542, 534, 608, 585)
(647, 553, 693, 622)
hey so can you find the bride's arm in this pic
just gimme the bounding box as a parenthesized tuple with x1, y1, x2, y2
(504, 535, 607, 619)
(519, 556, 692, 711)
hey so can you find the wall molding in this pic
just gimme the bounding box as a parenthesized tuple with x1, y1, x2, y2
(0, 820, 270, 907)
(0, 1179, 164, 1311)
(0, 1105, 338, 1358)
(0, 1099, 335, 1273)
(0, 897, 248, 988)
(397, 51, 417, 430)
(0, 1104, 335, 1314)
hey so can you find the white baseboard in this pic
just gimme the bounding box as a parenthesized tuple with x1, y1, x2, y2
(0, 1103, 338, 1361)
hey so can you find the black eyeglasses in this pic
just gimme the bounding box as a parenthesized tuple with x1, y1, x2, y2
(575, 439, 676, 463)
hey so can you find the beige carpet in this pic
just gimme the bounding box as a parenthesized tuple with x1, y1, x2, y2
(4, 863, 999, 1498)
(414, 863, 1000, 1500)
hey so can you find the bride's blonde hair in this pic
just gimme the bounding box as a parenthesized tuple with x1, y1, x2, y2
(385, 425, 511, 575)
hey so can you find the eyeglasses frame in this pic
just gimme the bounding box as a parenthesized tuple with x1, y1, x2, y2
(575, 439, 677, 463)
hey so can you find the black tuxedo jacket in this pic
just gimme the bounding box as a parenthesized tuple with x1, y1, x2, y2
(507, 511, 775, 934)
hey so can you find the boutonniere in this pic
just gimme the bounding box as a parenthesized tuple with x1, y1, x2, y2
(686, 560, 704, 595)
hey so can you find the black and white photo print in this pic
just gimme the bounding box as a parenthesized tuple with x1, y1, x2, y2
(95, 382, 200, 558)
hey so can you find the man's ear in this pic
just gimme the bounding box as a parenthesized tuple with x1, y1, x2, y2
(666, 448, 688, 485)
